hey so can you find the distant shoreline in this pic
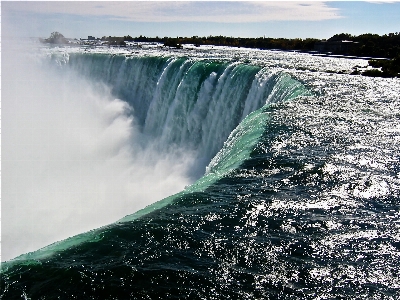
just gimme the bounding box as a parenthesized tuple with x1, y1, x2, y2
(40, 31, 400, 78)
(42, 31, 399, 58)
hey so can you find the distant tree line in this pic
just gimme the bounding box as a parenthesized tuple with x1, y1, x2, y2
(327, 32, 400, 58)
(126, 33, 400, 58)
(126, 35, 320, 52)
(41, 31, 400, 59)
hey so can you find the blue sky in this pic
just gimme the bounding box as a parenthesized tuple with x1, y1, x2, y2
(2, 1, 400, 39)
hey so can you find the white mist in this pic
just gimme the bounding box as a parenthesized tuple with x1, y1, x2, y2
(1, 41, 194, 262)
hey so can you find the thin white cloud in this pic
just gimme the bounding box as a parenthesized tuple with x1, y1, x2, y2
(365, 1, 397, 3)
(4, 1, 343, 23)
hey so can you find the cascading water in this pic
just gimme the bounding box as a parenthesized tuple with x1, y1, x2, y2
(2, 45, 400, 299)
(65, 53, 309, 176)
(2, 48, 311, 264)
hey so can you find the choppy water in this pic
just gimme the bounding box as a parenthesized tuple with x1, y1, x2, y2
(1, 43, 400, 299)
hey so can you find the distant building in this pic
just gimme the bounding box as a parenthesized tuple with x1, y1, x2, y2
(88, 36, 96, 41)
(314, 40, 359, 54)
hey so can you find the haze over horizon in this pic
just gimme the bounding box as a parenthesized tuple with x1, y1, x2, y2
(2, 1, 400, 40)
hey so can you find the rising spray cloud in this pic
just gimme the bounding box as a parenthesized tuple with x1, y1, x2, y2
(1, 40, 195, 262)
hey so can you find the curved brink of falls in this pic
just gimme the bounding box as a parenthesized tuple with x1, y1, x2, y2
(1, 54, 311, 267)
(67, 54, 310, 177)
